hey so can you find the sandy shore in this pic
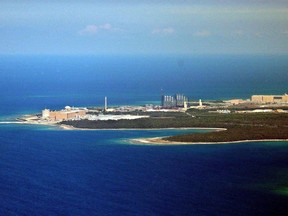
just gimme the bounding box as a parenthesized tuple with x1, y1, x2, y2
(129, 137, 288, 145)
(58, 125, 227, 131)
(1, 115, 63, 129)
(9, 116, 228, 132)
(57, 124, 288, 145)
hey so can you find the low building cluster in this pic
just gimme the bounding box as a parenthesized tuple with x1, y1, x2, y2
(112, 105, 161, 113)
(209, 109, 231, 114)
(86, 114, 149, 121)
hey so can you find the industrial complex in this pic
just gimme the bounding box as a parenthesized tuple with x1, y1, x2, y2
(37, 93, 288, 122)
(17, 92, 288, 128)
(161, 93, 288, 109)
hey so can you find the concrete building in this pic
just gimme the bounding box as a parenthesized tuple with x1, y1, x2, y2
(42, 107, 87, 121)
(251, 94, 288, 103)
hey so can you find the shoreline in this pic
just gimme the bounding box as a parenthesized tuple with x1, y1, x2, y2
(2, 119, 227, 132)
(129, 137, 288, 145)
(12, 114, 228, 131)
(9, 121, 288, 145)
(58, 124, 227, 131)
(8, 114, 288, 145)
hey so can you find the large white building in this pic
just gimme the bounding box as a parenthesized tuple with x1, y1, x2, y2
(251, 94, 288, 103)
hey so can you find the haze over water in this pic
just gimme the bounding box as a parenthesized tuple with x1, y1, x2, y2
(1, 54, 287, 115)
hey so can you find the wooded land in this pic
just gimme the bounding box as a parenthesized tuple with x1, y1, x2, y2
(61, 111, 288, 142)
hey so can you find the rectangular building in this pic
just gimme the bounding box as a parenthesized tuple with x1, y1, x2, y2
(42, 107, 87, 121)
(49, 110, 86, 121)
(251, 94, 288, 103)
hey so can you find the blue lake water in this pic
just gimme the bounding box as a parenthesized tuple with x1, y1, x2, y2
(0, 55, 288, 215)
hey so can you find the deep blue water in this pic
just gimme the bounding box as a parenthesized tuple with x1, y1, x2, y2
(0, 125, 288, 215)
(0, 55, 288, 215)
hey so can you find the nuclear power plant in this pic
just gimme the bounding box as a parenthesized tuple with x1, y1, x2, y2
(38, 93, 288, 123)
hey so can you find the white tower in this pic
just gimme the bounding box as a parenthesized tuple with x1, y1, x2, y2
(183, 101, 188, 111)
(199, 99, 203, 107)
(104, 97, 107, 111)
(42, 109, 50, 119)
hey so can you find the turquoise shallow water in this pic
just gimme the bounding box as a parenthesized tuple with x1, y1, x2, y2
(0, 55, 288, 215)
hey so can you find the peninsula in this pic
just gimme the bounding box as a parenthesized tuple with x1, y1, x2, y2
(18, 94, 288, 144)
(61, 111, 288, 144)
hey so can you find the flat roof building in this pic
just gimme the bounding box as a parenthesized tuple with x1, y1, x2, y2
(251, 94, 288, 104)
(42, 106, 87, 121)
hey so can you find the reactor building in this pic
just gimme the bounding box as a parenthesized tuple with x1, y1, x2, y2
(162, 94, 188, 108)
(42, 106, 87, 121)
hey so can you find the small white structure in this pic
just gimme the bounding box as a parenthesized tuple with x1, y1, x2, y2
(42, 109, 50, 119)
(183, 101, 188, 111)
(252, 109, 273, 113)
(87, 114, 149, 121)
(199, 99, 203, 107)
(217, 109, 231, 114)
(65, 106, 72, 111)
